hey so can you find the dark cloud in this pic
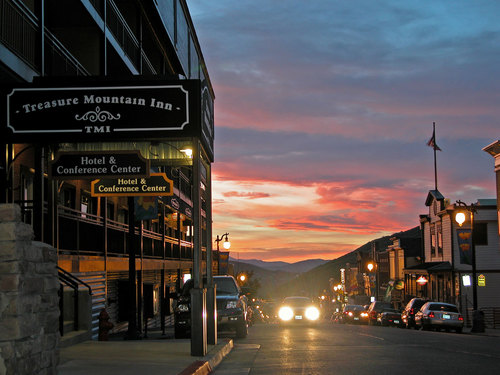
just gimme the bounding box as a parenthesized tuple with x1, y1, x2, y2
(191, 0, 499, 261)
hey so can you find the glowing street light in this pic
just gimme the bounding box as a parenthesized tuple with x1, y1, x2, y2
(215, 233, 230, 274)
(454, 200, 484, 333)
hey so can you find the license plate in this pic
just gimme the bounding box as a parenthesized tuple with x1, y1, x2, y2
(443, 314, 451, 320)
(295, 316, 302, 320)
(354, 317, 359, 320)
(394, 320, 399, 324)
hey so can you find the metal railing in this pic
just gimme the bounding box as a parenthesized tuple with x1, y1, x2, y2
(0, 0, 38, 69)
(55, 204, 194, 259)
(58, 267, 92, 336)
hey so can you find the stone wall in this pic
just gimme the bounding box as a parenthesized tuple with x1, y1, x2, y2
(0, 204, 59, 375)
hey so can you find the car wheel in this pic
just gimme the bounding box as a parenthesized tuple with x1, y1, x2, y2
(455, 328, 462, 334)
(422, 324, 430, 331)
(236, 319, 248, 338)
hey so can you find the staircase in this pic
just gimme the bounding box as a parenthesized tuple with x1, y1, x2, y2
(58, 269, 106, 346)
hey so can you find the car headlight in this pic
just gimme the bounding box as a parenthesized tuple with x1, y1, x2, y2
(177, 304, 189, 312)
(360, 312, 368, 318)
(226, 300, 238, 309)
(279, 306, 294, 321)
(305, 306, 320, 321)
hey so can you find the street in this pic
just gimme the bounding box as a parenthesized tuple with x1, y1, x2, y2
(214, 321, 500, 375)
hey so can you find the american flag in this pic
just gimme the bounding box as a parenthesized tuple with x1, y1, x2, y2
(427, 128, 441, 151)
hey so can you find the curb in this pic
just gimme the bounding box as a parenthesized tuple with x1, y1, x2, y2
(177, 339, 234, 375)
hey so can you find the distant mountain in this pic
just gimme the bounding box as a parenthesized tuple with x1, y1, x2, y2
(230, 258, 329, 274)
(229, 260, 295, 299)
(272, 226, 422, 299)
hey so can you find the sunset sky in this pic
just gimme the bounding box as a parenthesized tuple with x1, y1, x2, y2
(189, 0, 499, 263)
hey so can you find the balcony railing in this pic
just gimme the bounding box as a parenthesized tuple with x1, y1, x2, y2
(56, 205, 193, 260)
(1, 0, 90, 76)
(105, 0, 156, 74)
(0, 0, 38, 69)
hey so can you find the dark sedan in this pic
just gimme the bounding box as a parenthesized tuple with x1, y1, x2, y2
(341, 305, 369, 324)
(377, 308, 403, 327)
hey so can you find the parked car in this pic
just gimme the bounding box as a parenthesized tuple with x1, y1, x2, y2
(414, 302, 464, 333)
(341, 304, 369, 324)
(377, 308, 403, 327)
(174, 275, 249, 338)
(367, 301, 392, 325)
(278, 296, 321, 324)
(401, 298, 428, 329)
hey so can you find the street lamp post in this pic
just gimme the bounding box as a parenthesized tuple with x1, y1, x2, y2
(366, 261, 378, 301)
(454, 200, 484, 333)
(215, 233, 230, 274)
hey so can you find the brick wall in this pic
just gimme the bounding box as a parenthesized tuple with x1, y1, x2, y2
(0, 204, 59, 375)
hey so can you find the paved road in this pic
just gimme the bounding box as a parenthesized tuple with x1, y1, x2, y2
(214, 322, 500, 375)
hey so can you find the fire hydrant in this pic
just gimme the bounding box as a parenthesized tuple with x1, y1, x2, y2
(98, 308, 114, 341)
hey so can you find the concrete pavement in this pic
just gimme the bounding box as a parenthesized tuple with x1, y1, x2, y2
(59, 329, 234, 375)
(57, 326, 498, 375)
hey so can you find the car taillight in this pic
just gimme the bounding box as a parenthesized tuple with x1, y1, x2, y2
(458, 315, 464, 321)
(428, 312, 435, 318)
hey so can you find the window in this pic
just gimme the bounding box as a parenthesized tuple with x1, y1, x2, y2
(436, 222, 443, 255)
(474, 222, 488, 246)
(430, 224, 436, 256)
(59, 185, 76, 209)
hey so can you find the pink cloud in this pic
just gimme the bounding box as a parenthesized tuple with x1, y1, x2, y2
(223, 191, 271, 199)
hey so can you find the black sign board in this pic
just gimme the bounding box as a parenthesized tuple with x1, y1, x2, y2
(91, 173, 173, 197)
(3, 79, 214, 161)
(164, 195, 193, 219)
(49, 151, 149, 180)
(7, 84, 190, 134)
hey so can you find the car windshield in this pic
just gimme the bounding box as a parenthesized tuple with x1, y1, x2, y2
(383, 308, 399, 313)
(283, 297, 312, 306)
(214, 277, 239, 294)
(344, 305, 364, 312)
(428, 303, 459, 313)
(373, 303, 391, 311)
(412, 300, 426, 309)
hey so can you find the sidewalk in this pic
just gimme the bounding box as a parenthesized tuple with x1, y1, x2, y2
(58, 329, 234, 375)
(468, 327, 500, 337)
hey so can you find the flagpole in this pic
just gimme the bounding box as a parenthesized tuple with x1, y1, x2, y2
(433, 122, 438, 190)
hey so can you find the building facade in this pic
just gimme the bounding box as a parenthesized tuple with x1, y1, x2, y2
(1, 0, 215, 340)
(410, 189, 500, 325)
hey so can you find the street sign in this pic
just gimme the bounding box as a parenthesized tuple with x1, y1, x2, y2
(91, 173, 173, 197)
(478, 274, 486, 287)
(49, 150, 149, 180)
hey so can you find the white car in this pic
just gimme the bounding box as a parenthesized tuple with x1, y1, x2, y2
(414, 302, 464, 333)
